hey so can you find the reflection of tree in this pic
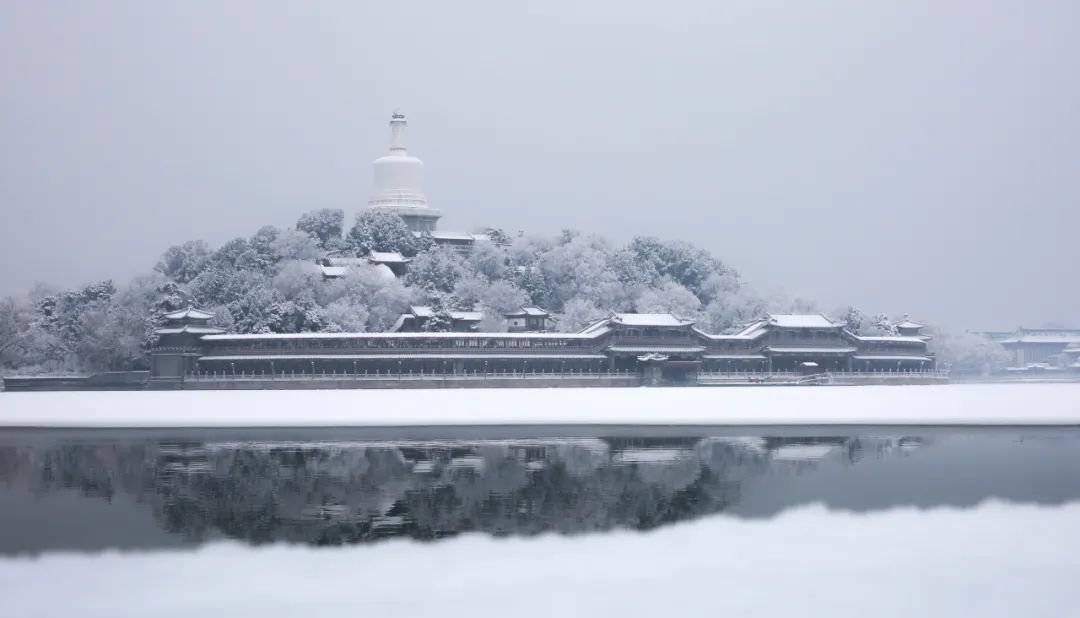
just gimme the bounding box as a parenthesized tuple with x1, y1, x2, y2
(0, 435, 924, 548)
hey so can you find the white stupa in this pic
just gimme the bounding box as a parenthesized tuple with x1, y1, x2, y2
(367, 111, 442, 232)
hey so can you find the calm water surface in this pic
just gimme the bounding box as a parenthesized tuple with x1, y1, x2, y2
(1, 426, 1078, 555)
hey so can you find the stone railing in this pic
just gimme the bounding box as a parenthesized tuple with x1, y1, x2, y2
(186, 367, 636, 382)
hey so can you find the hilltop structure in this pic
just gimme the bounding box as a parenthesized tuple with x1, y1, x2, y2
(365, 112, 482, 253)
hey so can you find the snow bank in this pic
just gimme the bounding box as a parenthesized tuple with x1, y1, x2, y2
(0, 383, 1078, 428)
(1, 502, 1077, 617)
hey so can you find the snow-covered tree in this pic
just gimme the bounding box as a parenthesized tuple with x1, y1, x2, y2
(699, 286, 767, 334)
(211, 237, 251, 269)
(271, 229, 321, 263)
(190, 268, 267, 308)
(347, 211, 420, 257)
(155, 240, 211, 283)
(484, 227, 512, 247)
(271, 261, 324, 300)
(931, 330, 1011, 374)
(422, 294, 455, 332)
(296, 208, 344, 247)
(225, 287, 285, 334)
(634, 280, 702, 317)
(320, 265, 415, 332)
(556, 298, 606, 333)
(405, 245, 467, 294)
(0, 295, 36, 369)
(322, 298, 371, 333)
(246, 226, 283, 272)
(833, 306, 865, 334)
(537, 234, 621, 311)
(614, 237, 728, 301)
(862, 313, 899, 336)
(465, 241, 510, 281)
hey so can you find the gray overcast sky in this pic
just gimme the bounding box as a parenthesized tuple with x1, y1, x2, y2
(1, 1, 1077, 329)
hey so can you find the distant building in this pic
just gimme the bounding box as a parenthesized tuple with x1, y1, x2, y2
(1062, 345, 1080, 370)
(504, 307, 555, 332)
(318, 256, 401, 280)
(979, 327, 1080, 367)
(391, 305, 484, 333)
(896, 319, 927, 338)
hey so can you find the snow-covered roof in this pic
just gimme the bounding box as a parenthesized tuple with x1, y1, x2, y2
(202, 331, 599, 341)
(452, 311, 484, 321)
(854, 336, 927, 343)
(897, 320, 924, 329)
(606, 345, 706, 354)
(367, 251, 409, 264)
(320, 266, 349, 278)
(577, 319, 612, 335)
(163, 308, 215, 321)
(766, 346, 857, 354)
(505, 306, 550, 317)
(852, 355, 932, 362)
(701, 354, 767, 360)
(416, 230, 477, 242)
(767, 314, 838, 329)
(729, 314, 838, 337)
(772, 444, 836, 461)
(156, 325, 224, 335)
(406, 306, 483, 321)
(999, 335, 1080, 344)
(609, 313, 695, 327)
(613, 448, 692, 464)
(324, 257, 368, 267)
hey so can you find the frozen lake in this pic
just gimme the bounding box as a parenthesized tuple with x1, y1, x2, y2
(1, 423, 1079, 616)
(2, 383, 1080, 427)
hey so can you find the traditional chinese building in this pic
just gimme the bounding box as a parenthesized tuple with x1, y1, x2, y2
(152, 310, 935, 385)
(979, 327, 1080, 367)
(150, 308, 224, 379)
(504, 307, 555, 332)
(390, 305, 484, 333)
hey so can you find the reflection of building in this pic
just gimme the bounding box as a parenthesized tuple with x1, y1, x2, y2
(152, 310, 935, 384)
(0, 432, 969, 553)
(978, 327, 1080, 368)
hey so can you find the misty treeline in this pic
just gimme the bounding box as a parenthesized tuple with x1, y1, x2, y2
(0, 209, 1005, 374)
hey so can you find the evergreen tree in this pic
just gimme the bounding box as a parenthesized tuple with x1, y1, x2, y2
(347, 211, 420, 257)
(296, 208, 345, 247)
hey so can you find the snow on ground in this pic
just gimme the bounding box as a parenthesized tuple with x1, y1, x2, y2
(0, 383, 1078, 428)
(1, 501, 1077, 618)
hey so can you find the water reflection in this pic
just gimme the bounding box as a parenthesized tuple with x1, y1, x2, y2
(1, 429, 1078, 554)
